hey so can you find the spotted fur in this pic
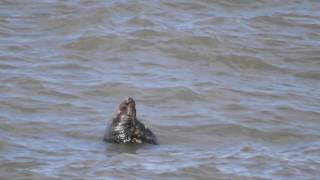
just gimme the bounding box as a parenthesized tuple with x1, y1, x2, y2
(104, 97, 158, 145)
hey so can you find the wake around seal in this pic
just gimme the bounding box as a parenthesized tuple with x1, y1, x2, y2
(104, 97, 158, 145)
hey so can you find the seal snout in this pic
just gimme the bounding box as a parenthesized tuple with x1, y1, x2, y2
(125, 97, 136, 118)
(125, 97, 134, 104)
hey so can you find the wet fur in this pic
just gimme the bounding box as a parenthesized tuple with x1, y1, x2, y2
(104, 97, 158, 145)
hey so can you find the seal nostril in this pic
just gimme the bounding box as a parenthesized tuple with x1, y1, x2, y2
(126, 97, 133, 104)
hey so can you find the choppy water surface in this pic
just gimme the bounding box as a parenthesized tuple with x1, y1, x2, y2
(1, 0, 320, 179)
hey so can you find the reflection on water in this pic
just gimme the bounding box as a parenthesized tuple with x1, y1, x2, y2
(0, 0, 320, 179)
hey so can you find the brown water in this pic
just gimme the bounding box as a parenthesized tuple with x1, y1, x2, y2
(1, 0, 320, 179)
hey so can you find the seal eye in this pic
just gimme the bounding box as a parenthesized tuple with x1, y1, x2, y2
(117, 103, 127, 115)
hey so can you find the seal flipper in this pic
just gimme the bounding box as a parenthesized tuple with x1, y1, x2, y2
(143, 127, 158, 145)
(132, 119, 158, 145)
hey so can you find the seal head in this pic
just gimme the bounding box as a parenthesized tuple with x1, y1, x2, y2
(104, 97, 158, 145)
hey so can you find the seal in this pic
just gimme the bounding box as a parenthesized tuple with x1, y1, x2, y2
(104, 97, 158, 145)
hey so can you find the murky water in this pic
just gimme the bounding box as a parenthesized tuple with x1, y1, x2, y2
(1, 0, 320, 179)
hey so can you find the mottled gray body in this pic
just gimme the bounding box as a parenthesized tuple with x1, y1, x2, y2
(104, 97, 158, 145)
